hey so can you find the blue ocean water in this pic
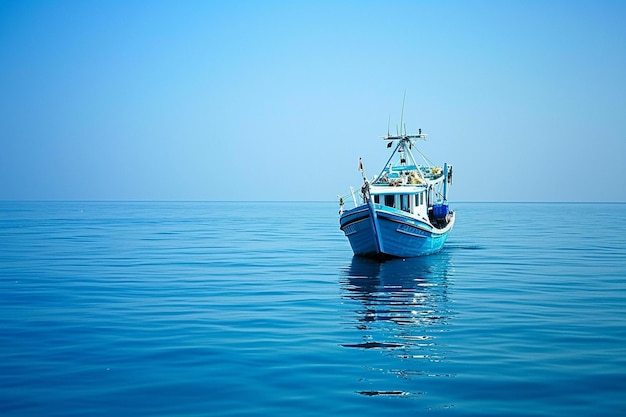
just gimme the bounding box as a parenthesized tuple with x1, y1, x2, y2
(1, 201, 625, 416)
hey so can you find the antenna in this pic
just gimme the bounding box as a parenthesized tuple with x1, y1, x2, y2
(400, 90, 406, 136)
(387, 114, 391, 137)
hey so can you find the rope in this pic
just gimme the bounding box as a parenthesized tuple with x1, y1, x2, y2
(413, 146, 435, 168)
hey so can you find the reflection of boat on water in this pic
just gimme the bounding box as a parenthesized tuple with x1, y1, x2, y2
(339, 254, 453, 396)
(342, 254, 452, 329)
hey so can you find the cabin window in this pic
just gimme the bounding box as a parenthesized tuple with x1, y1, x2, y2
(415, 192, 424, 206)
(401, 195, 409, 212)
(384, 194, 395, 207)
(374, 195, 379, 204)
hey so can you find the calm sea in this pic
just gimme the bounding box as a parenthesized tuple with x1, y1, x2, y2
(1, 201, 625, 416)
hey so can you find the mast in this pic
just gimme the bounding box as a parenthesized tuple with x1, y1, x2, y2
(443, 163, 448, 202)
(377, 129, 428, 180)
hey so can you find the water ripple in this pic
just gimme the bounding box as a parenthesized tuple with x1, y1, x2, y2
(1, 202, 626, 416)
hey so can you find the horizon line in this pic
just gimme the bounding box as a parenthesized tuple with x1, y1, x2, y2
(1, 199, 625, 204)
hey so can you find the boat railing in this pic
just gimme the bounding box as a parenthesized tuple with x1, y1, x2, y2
(338, 181, 374, 214)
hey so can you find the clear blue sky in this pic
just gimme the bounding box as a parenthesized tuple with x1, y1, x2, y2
(1, 0, 625, 201)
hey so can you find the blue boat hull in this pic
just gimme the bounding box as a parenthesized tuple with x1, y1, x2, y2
(339, 204, 454, 259)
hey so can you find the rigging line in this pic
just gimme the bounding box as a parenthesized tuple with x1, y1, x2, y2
(413, 146, 435, 167)
(434, 189, 447, 202)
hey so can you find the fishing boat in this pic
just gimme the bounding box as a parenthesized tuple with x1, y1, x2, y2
(338, 127, 455, 259)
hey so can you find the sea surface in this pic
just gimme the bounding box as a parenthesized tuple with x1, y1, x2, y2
(1, 201, 625, 416)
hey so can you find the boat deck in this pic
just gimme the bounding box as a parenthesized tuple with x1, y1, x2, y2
(374, 165, 444, 186)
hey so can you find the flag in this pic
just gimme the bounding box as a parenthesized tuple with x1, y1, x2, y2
(387, 141, 393, 148)
(358, 158, 363, 171)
